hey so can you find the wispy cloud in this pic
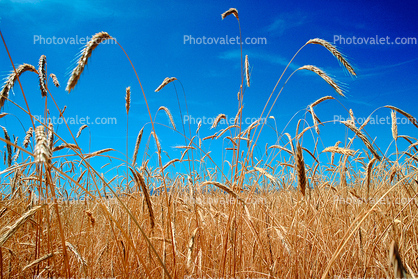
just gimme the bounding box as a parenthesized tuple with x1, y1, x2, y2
(357, 58, 418, 78)
(266, 12, 308, 37)
(219, 49, 301, 70)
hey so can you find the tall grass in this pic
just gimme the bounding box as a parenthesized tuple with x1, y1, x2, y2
(0, 8, 417, 279)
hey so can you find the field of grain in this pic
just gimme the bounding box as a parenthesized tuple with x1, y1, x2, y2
(1, 8, 417, 279)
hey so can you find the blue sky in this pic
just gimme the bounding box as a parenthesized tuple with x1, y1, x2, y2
(0, 0, 417, 181)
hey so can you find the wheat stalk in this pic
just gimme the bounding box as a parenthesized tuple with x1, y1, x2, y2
(125, 86, 131, 114)
(221, 8, 239, 20)
(309, 96, 335, 108)
(322, 146, 357, 157)
(50, 73, 60, 87)
(25, 130, 36, 156)
(34, 126, 52, 165)
(76, 125, 88, 138)
(365, 157, 377, 200)
(132, 127, 144, 165)
(0, 205, 45, 247)
(158, 106, 176, 130)
(53, 143, 80, 152)
(342, 120, 381, 161)
(155, 77, 177, 92)
(130, 168, 155, 228)
(211, 114, 226, 129)
(295, 143, 306, 197)
(306, 38, 356, 76)
(389, 240, 412, 279)
(38, 55, 47, 97)
(391, 110, 398, 141)
(200, 181, 244, 203)
(0, 64, 37, 110)
(22, 252, 56, 272)
(309, 106, 321, 134)
(245, 55, 250, 87)
(47, 122, 54, 151)
(186, 227, 199, 271)
(385, 105, 418, 129)
(298, 65, 344, 97)
(84, 148, 114, 159)
(1, 126, 12, 167)
(66, 241, 87, 268)
(66, 32, 114, 92)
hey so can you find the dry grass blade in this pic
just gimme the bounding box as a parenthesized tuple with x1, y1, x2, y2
(84, 148, 115, 160)
(76, 125, 88, 138)
(0, 63, 37, 110)
(385, 105, 418, 129)
(130, 168, 155, 228)
(342, 120, 381, 161)
(322, 146, 357, 157)
(298, 65, 344, 97)
(66, 32, 114, 92)
(306, 38, 356, 76)
(389, 240, 411, 279)
(125, 86, 131, 114)
(200, 181, 244, 203)
(132, 127, 144, 165)
(245, 55, 250, 87)
(50, 73, 60, 87)
(38, 55, 47, 97)
(155, 77, 177, 92)
(34, 126, 52, 165)
(22, 252, 56, 272)
(0, 205, 45, 247)
(211, 114, 226, 129)
(295, 143, 306, 197)
(158, 106, 176, 130)
(221, 8, 239, 20)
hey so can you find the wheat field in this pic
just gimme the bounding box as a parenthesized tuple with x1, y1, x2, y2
(0, 8, 417, 279)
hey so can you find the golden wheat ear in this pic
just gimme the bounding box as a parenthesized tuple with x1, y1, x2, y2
(221, 8, 239, 20)
(38, 55, 47, 97)
(155, 77, 177, 92)
(306, 38, 356, 76)
(0, 64, 37, 110)
(66, 32, 114, 92)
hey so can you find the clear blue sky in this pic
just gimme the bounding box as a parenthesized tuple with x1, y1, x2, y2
(1, 0, 417, 181)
